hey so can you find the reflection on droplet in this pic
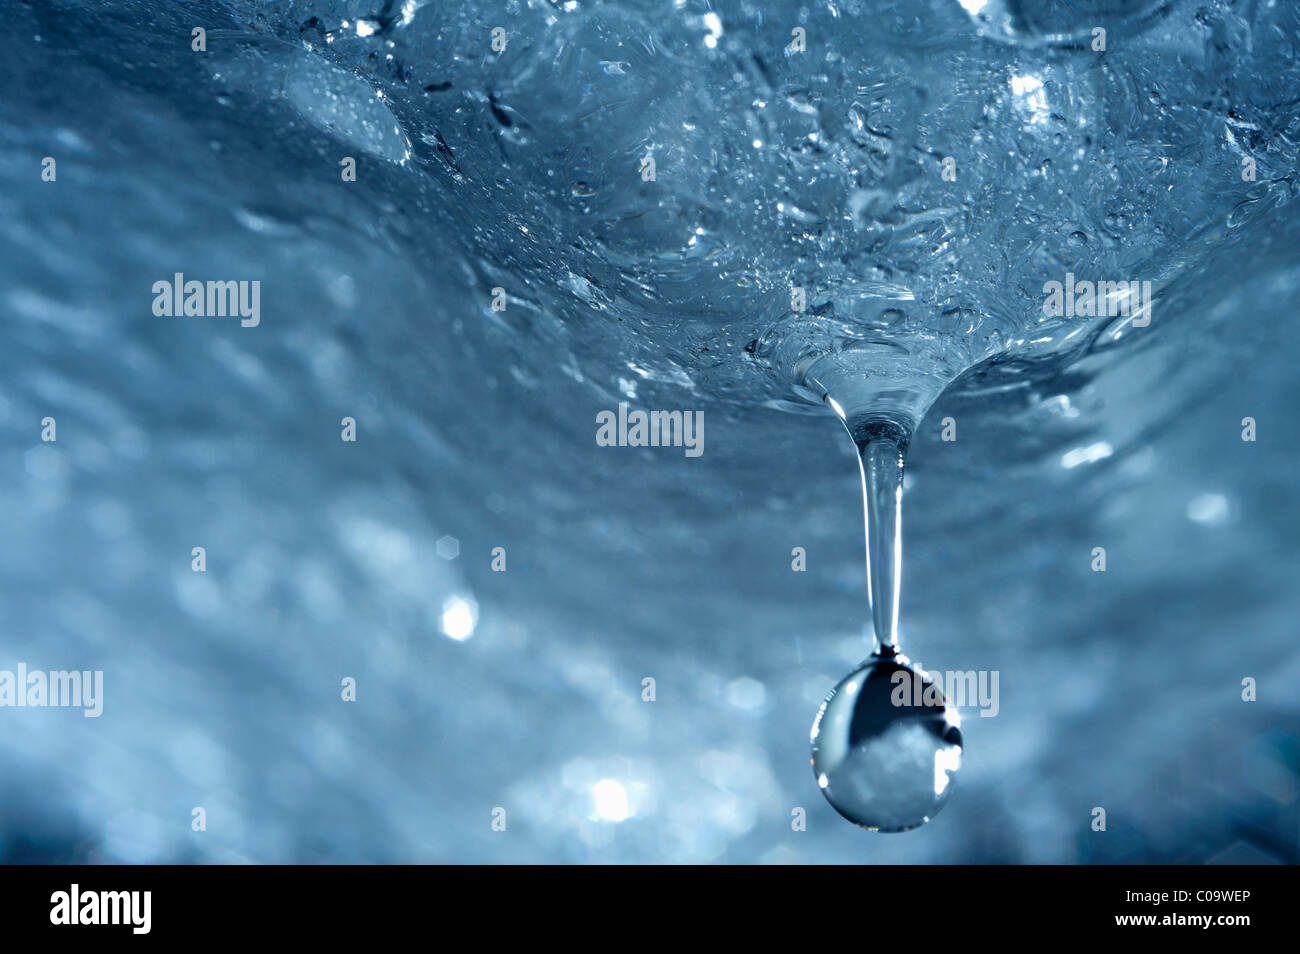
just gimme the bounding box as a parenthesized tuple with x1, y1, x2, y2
(811, 649, 962, 831)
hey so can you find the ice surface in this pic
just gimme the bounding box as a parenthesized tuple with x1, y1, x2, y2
(0, 0, 1298, 862)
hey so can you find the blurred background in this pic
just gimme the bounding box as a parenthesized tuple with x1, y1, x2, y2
(0, 0, 1297, 863)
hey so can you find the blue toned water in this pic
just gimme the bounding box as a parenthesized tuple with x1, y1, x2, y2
(1, 0, 1298, 862)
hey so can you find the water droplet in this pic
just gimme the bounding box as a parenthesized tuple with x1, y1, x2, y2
(811, 647, 962, 831)
(808, 405, 963, 830)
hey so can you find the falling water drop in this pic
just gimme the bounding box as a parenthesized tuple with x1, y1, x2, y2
(810, 404, 963, 831)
